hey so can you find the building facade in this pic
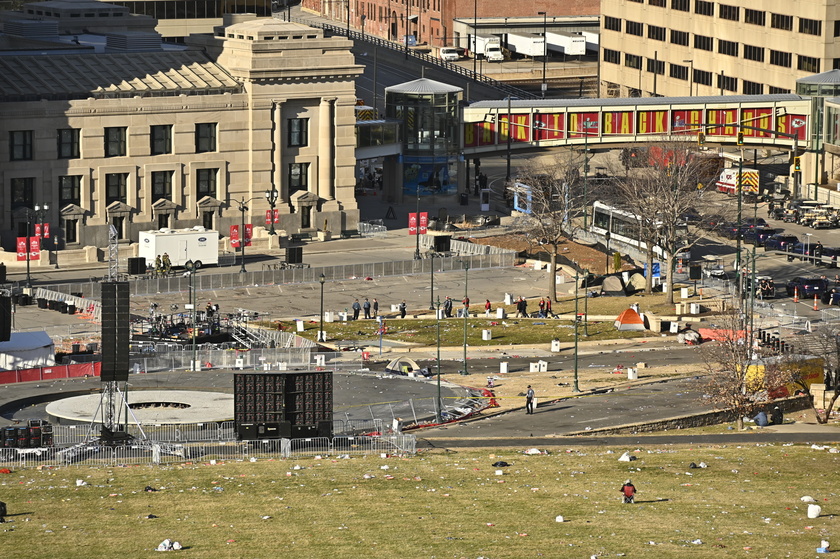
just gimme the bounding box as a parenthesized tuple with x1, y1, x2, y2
(0, 2, 362, 255)
(600, 0, 840, 98)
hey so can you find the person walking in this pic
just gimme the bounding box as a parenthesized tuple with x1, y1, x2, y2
(351, 299, 361, 321)
(525, 385, 535, 414)
(545, 296, 553, 318)
(484, 299, 492, 317)
(399, 300, 407, 319)
(363, 298, 372, 319)
(372, 298, 379, 317)
(443, 296, 453, 318)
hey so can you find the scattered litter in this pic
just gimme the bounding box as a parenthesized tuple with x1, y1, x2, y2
(808, 504, 822, 519)
(249, 457, 257, 463)
(524, 448, 543, 455)
(699, 462, 707, 468)
(380, 465, 390, 470)
(691, 539, 703, 545)
(495, 470, 504, 476)
(156, 539, 183, 551)
(801, 496, 817, 503)
(492, 461, 510, 467)
(146, 514, 158, 519)
(555, 515, 565, 523)
(75, 480, 87, 487)
(145, 486, 158, 492)
(261, 516, 271, 520)
(618, 452, 637, 462)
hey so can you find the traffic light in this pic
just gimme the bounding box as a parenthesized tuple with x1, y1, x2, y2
(697, 132, 705, 145)
(794, 156, 802, 171)
(737, 132, 744, 145)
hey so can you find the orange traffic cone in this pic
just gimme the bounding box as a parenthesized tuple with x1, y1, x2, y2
(814, 294, 819, 311)
(794, 287, 799, 303)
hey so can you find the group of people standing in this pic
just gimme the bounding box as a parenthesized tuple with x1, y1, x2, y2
(514, 296, 553, 318)
(351, 298, 407, 320)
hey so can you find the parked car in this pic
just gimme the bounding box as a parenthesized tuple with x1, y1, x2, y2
(721, 225, 749, 240)
(817, 246, 840, 268)
(742, 227, 776, 247)
(785, 242, 811, 261)
(786, 276, 831, 297)
(764, 234, 799, 252)
(742, 217, 768, 228)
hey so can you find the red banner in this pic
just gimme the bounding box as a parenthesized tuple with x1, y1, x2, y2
(408, 212, 418, 236)
(30, 237, 40, 260)
(706, 109, 739, 136)
(244, 224, 252, 246)
(671, 109, 703, 134)
(35, 224, 41, 238)
(602, 111, 635, 135)
(43, 222, 50, 239)
(533, 112, 565, 141)
(230, 225, 240, 248)
(16, 237, 26, 261)
(419, 212, 428, 235)
(568, 112, 600, 138)
(264, 209, 280, 225)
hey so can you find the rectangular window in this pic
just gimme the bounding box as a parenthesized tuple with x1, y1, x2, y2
(799, 18, 822, 36)
(10, 177, 34, 209)
(9, 130, 33, 161)
(646, 58, 665, 75)
(694, 69, 712, 86)
(745, 9, 765, 26)
(771, 13, 793, 30)
(151, 171, 173, 202)
(57, 129, 80, 159)
(627, 0, 642, 3)
(798, 55, 820, 73)
(288, 118, 309, 147)
(603, 48, 621, 64)
(743, 81, 763, 94)
(670, 30, 689, 46)
(743, 45, 765, 62)
(604, 16, 621, 32)
(195, 123, 217, 153)
(648, 0, 665, 6)
(150, 125, 172, 155)
(718, 39, 739, 57)
(769, 86, 791, 94)
(58, 175, 81, 207)
(670, 64, 688, 80)
(770, 50, 792, 67)
(288, 162, 309, 193)
(719, 4, 739, 21)
(694, 35, 713, 51)
(647, 25, 666, 41)
(196, 168, 217, 197)
(835, 58, 840, 70)
(718, 74, 738, 92)
(835, 20, 840, 37)
(671, 0, 689, 11)
(694, 0, 713, 16)
(626, 21, 643, 36)
(105, 173, 128, 204)
(104, 127, 127, 157)
(625, 53, 642, 69)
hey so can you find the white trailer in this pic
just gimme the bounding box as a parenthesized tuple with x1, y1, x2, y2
(138, 227, 220, 268)
(579, 30, 600, 52)
(474, 34, 503, 62)
(545, 31, 586, 56)
(506, 32, 546, 58)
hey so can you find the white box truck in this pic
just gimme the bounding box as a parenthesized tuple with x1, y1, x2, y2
(507, 32, 546, 58)
(138, 227, 220, 268)
(580, 30, 600, 52)
(546, 31, 585, 56)
(474, 34, 504, 62)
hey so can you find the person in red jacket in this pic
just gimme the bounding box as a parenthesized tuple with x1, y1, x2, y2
(620, 479, 636, 503)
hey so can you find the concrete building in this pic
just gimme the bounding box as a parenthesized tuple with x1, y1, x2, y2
(0, 1, 362, 261)
(599, 0, 840, 98)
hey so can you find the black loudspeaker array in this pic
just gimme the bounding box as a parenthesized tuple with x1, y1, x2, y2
(127, 257, 146, 275)
(0, 296, 10, 342)
(433, 235, 451, 252)
(286, 246, 303, 264)
(688, 265, 702, 280)
(101, 282, 130, 382)
(234, 371, 333, 439)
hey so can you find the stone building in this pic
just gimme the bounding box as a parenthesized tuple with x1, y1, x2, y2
(0, 1, 362, 261)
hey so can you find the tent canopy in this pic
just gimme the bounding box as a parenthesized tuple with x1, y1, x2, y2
(0, 331, 55, 370)
(614, 308, 645, 331)
(384, 356, 422, 375)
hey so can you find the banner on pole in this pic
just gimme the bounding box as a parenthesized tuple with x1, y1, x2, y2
(408, 212, 418, 236)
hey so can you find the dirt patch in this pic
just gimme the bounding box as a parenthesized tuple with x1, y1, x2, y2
(469, 233, 635, 275)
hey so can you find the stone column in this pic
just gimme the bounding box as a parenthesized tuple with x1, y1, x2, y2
(273, 100, 286, 204)
(318, 97, 336, 200)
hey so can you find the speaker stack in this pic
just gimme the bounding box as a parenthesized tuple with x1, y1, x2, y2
(432, 235, 451, 253)
(234, 371, 333, 440)
(286, 246, 303, 264)
(0, 295, 11, 342)
(101, 282, 130, 383)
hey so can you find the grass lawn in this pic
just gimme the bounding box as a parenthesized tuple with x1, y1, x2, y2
(1, 443, 837, 558)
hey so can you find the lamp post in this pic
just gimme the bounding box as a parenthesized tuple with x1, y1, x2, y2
(414, 179, 422, 260)
(582, 268, 590, 336)
(683, 59, 693, 96)
(538, 11, 547, 98)
(573, 269, 581, 393)
(505, 96, 513, 182)
(461, 260, 469, 375)
(265, 188, 278, 236)
(34, 204, 49, 270)
(472, 0, 477, 75)
(319, 273, 326, 343)
(23, 208, 33, 287)
(429, 259, 435, 310)
(236, 197, 257, 274)
(184, 259, 197, 371)
(361, 14, 366, 39)
(435, 296, 442, 423)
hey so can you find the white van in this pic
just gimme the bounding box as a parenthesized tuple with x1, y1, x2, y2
(439, 47, 460, 62)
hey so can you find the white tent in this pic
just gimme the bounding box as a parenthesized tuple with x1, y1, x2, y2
(0, 331, 55, 370)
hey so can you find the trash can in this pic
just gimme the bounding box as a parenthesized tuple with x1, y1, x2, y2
(67, 305, 76, 315)
(37, 298, 48, 309)
(459, 192, 469, 206)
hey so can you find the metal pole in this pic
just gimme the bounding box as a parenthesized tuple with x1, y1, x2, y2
(191, 270, 197, 370)
(319, 273, 326, 343)
(429, 259, 435, 309)
(539, 11, 547, 98)
(582, 120, 593, 230)
(435, 297, 442, 423)
(239, 198, 247, 273)
(573, 269, 580, 392)
(463, 263, 469, 375)
(583, 268, 589, 336)
(735, 158, 743, 288)
(25, 210, 32, 287)
(506, 96, 512, 182)
(414, 184, 421, 260)
(473, 0, 477, 75)
(346, 0, 350, 34)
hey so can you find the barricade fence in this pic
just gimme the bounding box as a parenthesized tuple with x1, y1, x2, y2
(129, 347, 314, 373)
(6, 434, 417, 469)
(41, 253, 517, 299)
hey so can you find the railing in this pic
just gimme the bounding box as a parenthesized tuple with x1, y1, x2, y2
(295, 18, 537, 101)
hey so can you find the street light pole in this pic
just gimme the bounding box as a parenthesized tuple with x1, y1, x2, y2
(573, 269, 581, 393)
(582, 119, 595, 230)
(583, 268, 590, 336)
(35, 204, 49, 270)
(265, 188, 278, 236)
(538, 11, 547, 98)
(24, 209, 32, 287)
(414, 183, 421, 260)
(435, 296, 442, 423)
(236, 197, 255, 274)
(462, 261, 469, 375)
(185, 259, 197, 371)
(473, 0, 477, 75)
(319, 273, 326, 343)
(429, 260, 435, 310)
(505, 96, 512, 183)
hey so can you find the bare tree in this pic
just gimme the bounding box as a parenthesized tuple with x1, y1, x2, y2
(513, 151, 585, 301)
(698, 310, 775, 430)
(608, 140, 716, 304)
(779, 325, 840, 423)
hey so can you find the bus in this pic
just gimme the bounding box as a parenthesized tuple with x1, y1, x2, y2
(591, 201, 692, 261)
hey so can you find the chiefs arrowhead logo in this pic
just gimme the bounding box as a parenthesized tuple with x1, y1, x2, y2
(791, 118, 806, 128)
